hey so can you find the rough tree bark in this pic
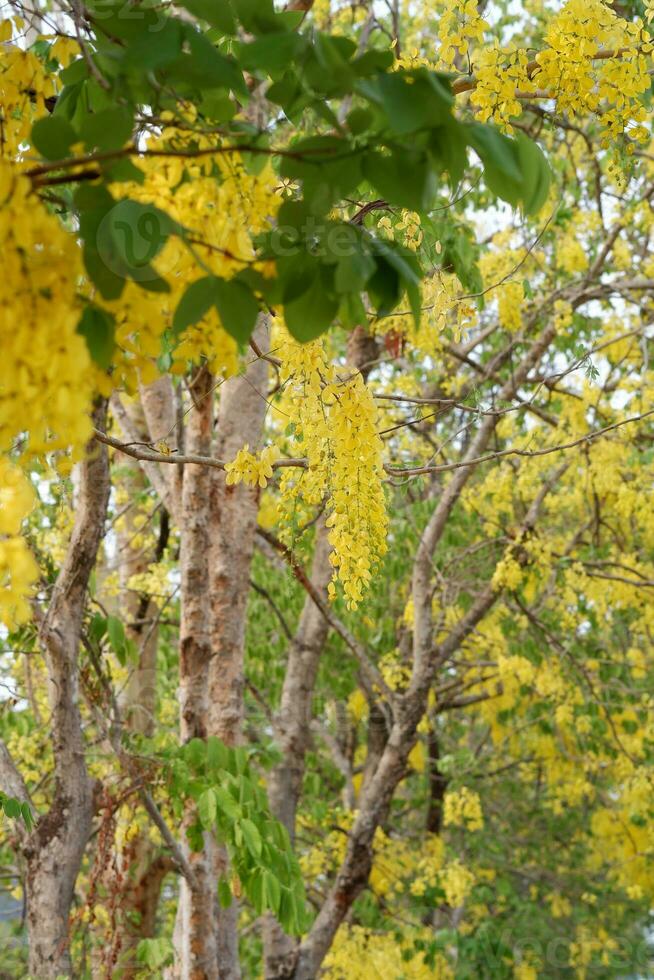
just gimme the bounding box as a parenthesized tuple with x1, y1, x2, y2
(263, 522, 332, 978)
(208, 317, 270, 979)
(100, 392, 171, 978)
(23, 400, 110, 979)
(173, 364, 220, 980)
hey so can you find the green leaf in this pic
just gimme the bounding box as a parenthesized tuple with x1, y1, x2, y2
(173, 277, 218, 335)
(106, 615, 128, 665)
(516, 133, 551, 215)
(218, 878, 233, 908)
(367, 256, 400, 318)
(240, 818, 263, 858)
(21, 802, 34, 830)
(92, 199, 176, 292)
(338, 291, 368, 330)
(102, 158, 145, 184)
(164, 26, 246, 96)
(279, 135, 360, 214)
(89, 613, 107, 644)
(357, 69, 453, 135)
(346, 106, 375, 136)
(59, 58, 88, 85)
(31, 116, 77, 160)
(178, 0, 235, 31)
(364, 148, 438, 212)
(215, 786, 241, 821)
(372, 239, 422, 325)
(184, 738, 207, 770)
(136, 938, 174, 969)
(79, 107, 133, 152)
(85, 0, 164, 40)
(123, 17, 184, 71)
(83, 245, 125, 301)
(468, 125, 550, 214)
(52, 81, 84, 124)
(352, 48, 395, 76)
(283, 269, 339, 342)
(212, 278, 260, 345)
(198, 92, 237, 123)
(239, 32, 304, 75)
(334, 247, 375, 294)
(106, 199, 176, 266)
(230, 0, 274, 31)
(429, 121, 468, 187)
(206, 736, 228, 773)
(248, 868, 265, 914)
(77, 305, 116, 369)
(197, 788, 218, 828)
(263, 871, 281, 911)
(173, 276, 259, 344)
(467, 124, 523, 184)
(2, 797, 21, 819)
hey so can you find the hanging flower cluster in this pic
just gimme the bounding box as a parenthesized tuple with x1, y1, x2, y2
(0, 160, 93, 459)
(0, 458, 37, 625)
(225, 444, 280, 489)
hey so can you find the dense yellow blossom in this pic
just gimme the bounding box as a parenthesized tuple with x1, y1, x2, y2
(0, 463, 38, 624)
(324, 925, 454, 979)
(225, 445, 280, 489)
(108, 149, 279, 388)
(0, 161, 93, 457)
(443, 787, 484, 831)
(275, 328, 388, 608)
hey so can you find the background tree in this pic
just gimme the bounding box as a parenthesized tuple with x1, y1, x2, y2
(1, 0, 654, 978)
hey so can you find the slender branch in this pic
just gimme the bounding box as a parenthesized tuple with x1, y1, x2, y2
(256, 527, 393, 705)
(387, 409, 654, 477)
(94, 428, 307, 473)
(0, 740, 31, 808)
(140, 789, 196, 884)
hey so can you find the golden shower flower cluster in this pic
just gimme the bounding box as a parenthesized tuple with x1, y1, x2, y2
(0, 33, 55, 160)
(0, 159, 94, 458)
(323, 374, 388, 609)
(532, 0, 651, 148)
(0, 458, 37, 626)
(225, 444, 280, 489)
(443, 787, 484, 831)
(471, 44, 533, 132)
(273, 328, 388, 609)
(436, 0, 488, 68)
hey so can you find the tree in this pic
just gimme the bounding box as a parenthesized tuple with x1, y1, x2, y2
(1, 0, 654, 977)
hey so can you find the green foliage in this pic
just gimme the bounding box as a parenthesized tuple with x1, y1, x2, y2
(0, 791, 33, 830)
(31, 4, 550, 347)
(165, 736, 310, 935)
(136, 936, 174, 970)
(173, 275, 259, 344)
(76, 305, 115, 370)
(87, 613, 137, 667)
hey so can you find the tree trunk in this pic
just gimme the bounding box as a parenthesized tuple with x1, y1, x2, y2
(291, 714, 418, 980)
(263, 522, 332, 978)
(99, 392, 169, 977)
(25, 401, 109, 979)
(208, 317, 270, 979)
(174, 365, 220, 980)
